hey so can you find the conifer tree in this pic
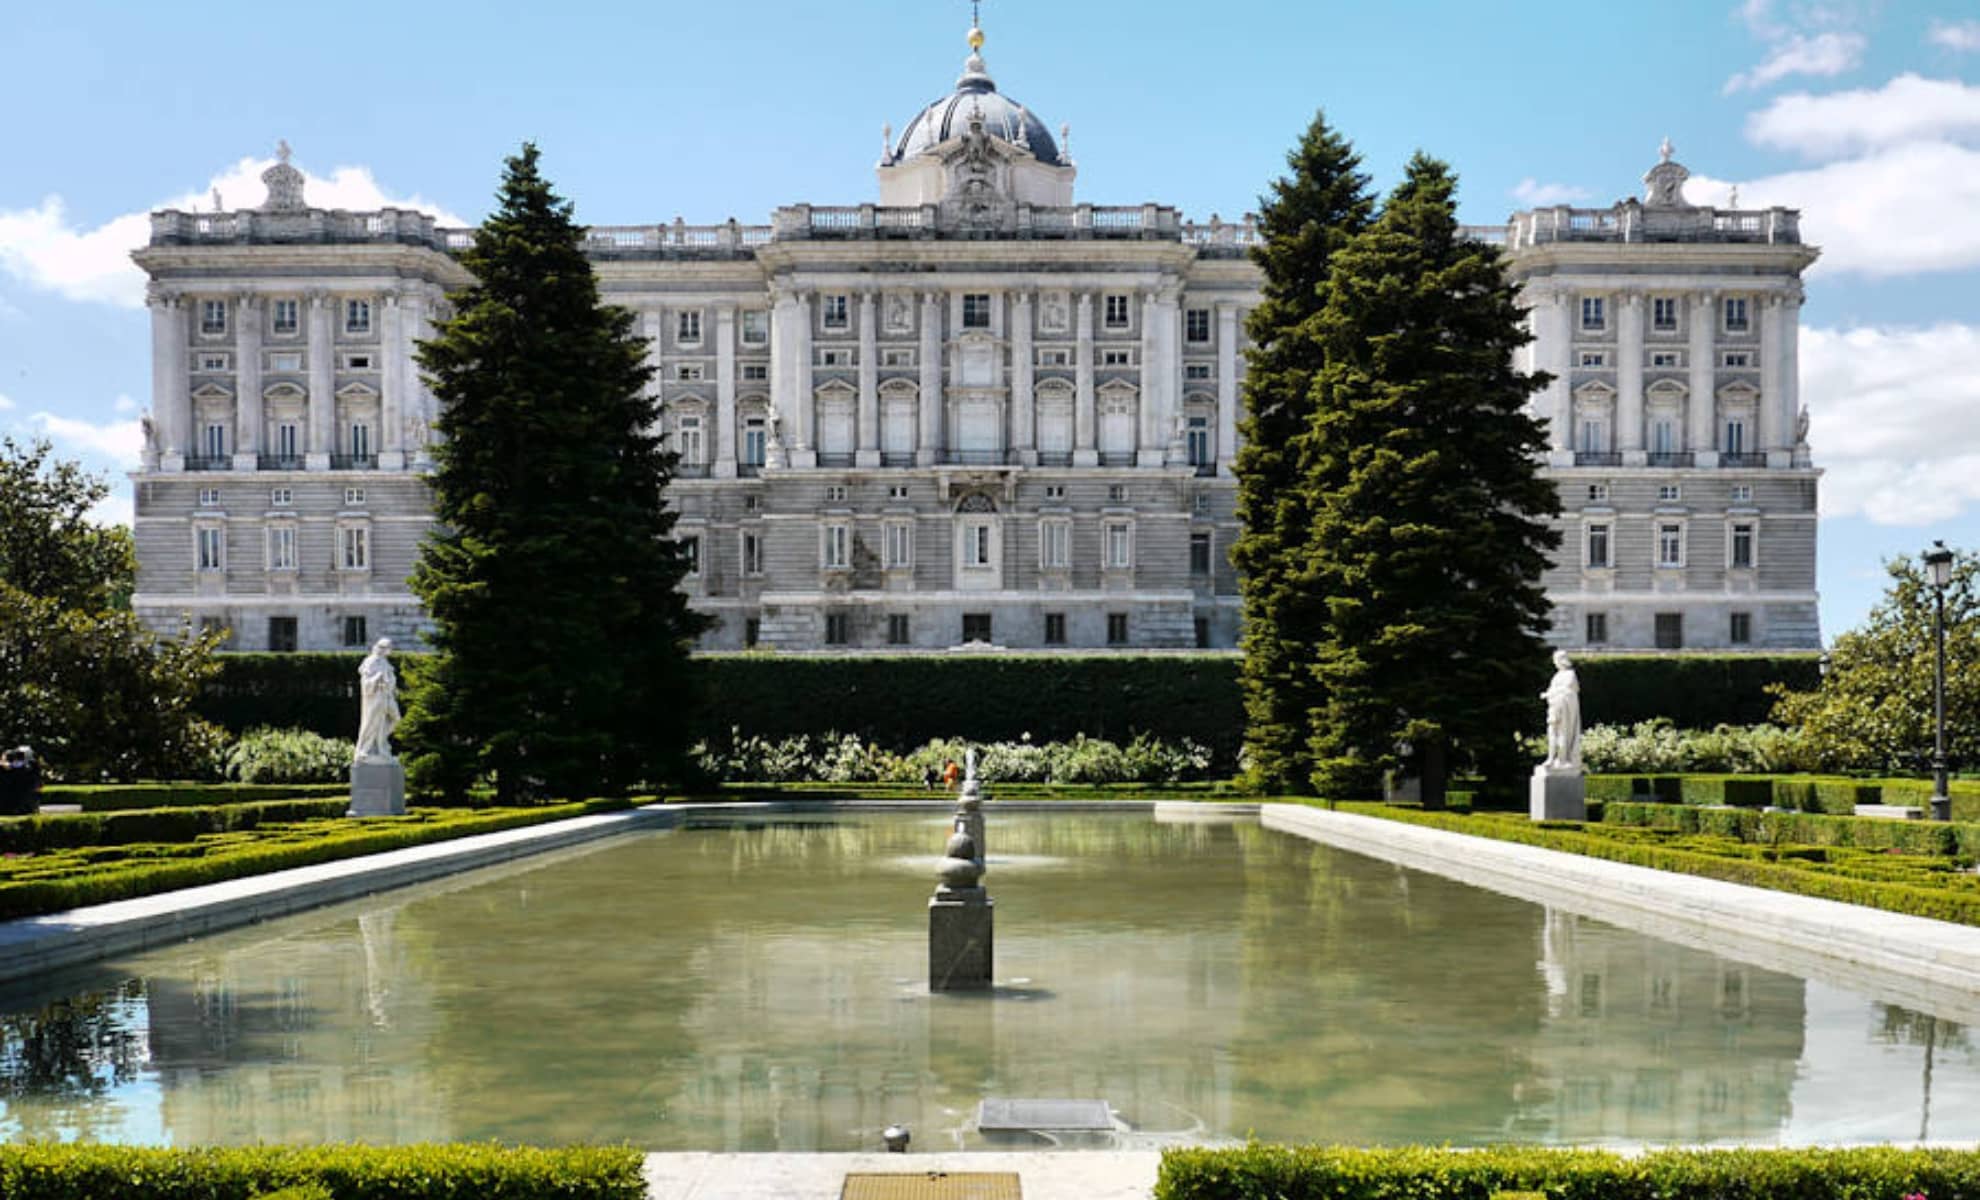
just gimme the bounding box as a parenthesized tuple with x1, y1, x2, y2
(1298, 154, 1560, 808)
(1229, 113, 1374, 793)
(402, 144, 707, 804)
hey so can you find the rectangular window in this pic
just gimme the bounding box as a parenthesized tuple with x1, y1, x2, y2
(1037, 349, 1070, 366)
(824, 484, 848, 503)
(1723, 418, 1748, 456)
(1655, 612, 1684, 650)
(676, 310, 702, 343)
(825, 613, 850, 645)
(341, 525, 369, 570)
(885, 522, 913, 569)
(675, 364, 704, 382)
(1187, 416, 1212, 468)
(1104, 521, 1132, 570)
(270, 351, 302, 372)
(1586, 484, 1609, 503)
(1577, 418, 1607, 454)
(1657, 523, 1684, 569)
(741, 310, 768, 344)
(274, 424, 300, 459)
(1722, 351, 1752, 368)
(271, 298, 298, 335)
(822, 294, 849, 329)
(1044, 484, 1066, 500)
(1185, 363, 1212, 380)
(882, 349, 915, 367)
(742, 531, 763, 576)
(270, 487, 293, 507)
(1101, 349, 1132, 367)
(962, 293, 992, 329)
(199, 353, 230, 371)
(350, 423, 372, 460)
(1043, 612, 1067, 646)
(1723, 296, 1750, 333)
(196, 527, 224, 571)
(267, 525, 297, 570)
(1580, 296, 1606, 331)
(742, 363, 769, 381)
(888, 484, 910, 500)
(1731, 484, 1753, 503)
(1586, 523, 1611, 569)
(818, 349, 850, 367)
(962, 613, 992, 644)
(345, 298, 371, 334)
(201, 299, 227, 335)
(346, 354, 373, 370)
(203, 423, 228, 460)
(744, 617, 760, 648)
(1652, 297, 1678, 331)
(344, 487, 366, 506)
(342, 615, 368, 648)
(677, 416, 704, 466)
(1650, 351, 1681, 368)
(1586, 612, 1609, 645)
(681, 535, 701, 576)
(1104, 294, 1130, 328)
(1185, 308, 1211, 343)
(1194, 617, 1211, 649)
(1729, 611, 1753, 645)
(743, 420, 767, 467)
(966, 524, 992, 567)
(1108, 484, 1127, 503)
(1658, 484, 1682, 502)
(1578, 351, 1607, 368)
(1651, 418, 1678, 454)
(267, 616, 298, 653)
(1040, 520, 1071, 569)
(822, 523, 850, 569)
(1106, 612, 1130, 645)
(198, 487, 221, 508)
(887, 614, 911, 646)
(1730, 522, 1755, 569)
(1190, 531, 1212, 575)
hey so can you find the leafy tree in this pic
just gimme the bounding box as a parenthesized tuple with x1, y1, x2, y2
(0, 439, 222, 780)
(402, 144, 707, 804)
(1297, 154, 1560, 807)
(1772, 549, 1980, 772)
(1229, 112, 1375, 793)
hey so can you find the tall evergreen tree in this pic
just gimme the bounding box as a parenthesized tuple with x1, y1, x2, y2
(1229, 113, 1374, 793)
(403, 144, 707, 804)
(1298, 154, 1560, 808)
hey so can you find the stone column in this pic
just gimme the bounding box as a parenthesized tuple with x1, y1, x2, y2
(1688, 291, 1717, 466)
(1760, 292, 1785, 462)
(1532, 286, 1573, 462)
(148, 289, 186, 465)
(715, 304, 738, 477)
(405, 289, 435, 463)
(1138, 289, 1161, 463)
(1216, 302, 1240, 476)
(306, 291, 335, 468)
(857, 291, 880, 466)
(790, 291, 815, 466)
(379, 290, 405, 470)
(917, 291, 943, 465)
(1779, 285, 1802, 467)
(1073, 292, 1097, 466)
(1616, 291, 1645, 464)
(233, 293, 263, 468)
(1010, 291, 1035, 464)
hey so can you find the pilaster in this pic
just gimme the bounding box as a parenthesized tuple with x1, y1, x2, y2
(378, 289, 405, 469)
(1074, 292, 1097, 466)
(1760, 292, 1786, 465)
(715, 304, 738, 477)
(149, 289, 187, 465)
(917, 291, 943, 465)
(1616, 291, 1645, 464)
(856, 291, 880, 466)
(1216, 302, 1239, 476)
(1010, 291, 1035, 464)
(1688, 290, 1717, 466)
(1533, 286, 1573, 465)
(1780, 283, 1802, 467)
(306, 291, 334, 469)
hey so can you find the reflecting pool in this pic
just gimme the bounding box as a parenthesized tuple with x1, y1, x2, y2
(1, 811, 1977, 1150)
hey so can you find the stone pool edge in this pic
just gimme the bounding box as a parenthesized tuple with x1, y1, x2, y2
(1262, 803, 1980, 1017)
(0, 799, 1247, 986)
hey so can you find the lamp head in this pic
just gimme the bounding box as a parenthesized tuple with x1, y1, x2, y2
(1925, 541, 1955, 588)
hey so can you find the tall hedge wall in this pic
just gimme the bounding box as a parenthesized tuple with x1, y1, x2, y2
(198, 652, 1821, 760)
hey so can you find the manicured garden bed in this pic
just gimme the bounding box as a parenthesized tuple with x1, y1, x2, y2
(0, 798, 639, 921)
(0, 1142, 643, 1200)
(39, 782, 347, 812)
(1330, 799, 1980, 926)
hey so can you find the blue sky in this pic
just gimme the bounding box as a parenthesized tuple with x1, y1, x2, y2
(4, 0, 1979, 642)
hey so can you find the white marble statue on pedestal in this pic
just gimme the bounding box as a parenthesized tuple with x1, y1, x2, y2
(1531, 650, 1587, 820)
(355, 638, 401, 761)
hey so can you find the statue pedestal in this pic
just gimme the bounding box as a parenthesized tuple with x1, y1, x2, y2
(929, 887, 993, 992)
(350, 757, 406, 818)
(1530, 767, 1586, 822)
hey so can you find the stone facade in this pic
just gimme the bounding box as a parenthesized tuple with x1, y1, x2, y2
(127, 43, 1821, 653)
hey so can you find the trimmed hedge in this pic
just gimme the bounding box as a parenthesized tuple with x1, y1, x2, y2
(0, 798, 636, 920)
(1602, 800, 1980, 859)
(0, 1142, 644, 1200)
(199, 652, 1822, 763)
(1156, 1145, 1980, 1200)
(1333, 801, 1980, 926)
(0, 798, 351, 854)
(40, 783, 346, 813)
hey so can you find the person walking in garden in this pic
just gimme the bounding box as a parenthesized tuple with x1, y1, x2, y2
(942, 758, 961, 790)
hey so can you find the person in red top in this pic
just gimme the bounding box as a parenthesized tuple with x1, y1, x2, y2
(941, 759, 961, 790)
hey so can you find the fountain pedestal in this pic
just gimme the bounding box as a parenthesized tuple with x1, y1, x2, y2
(929, 885, 994, 992)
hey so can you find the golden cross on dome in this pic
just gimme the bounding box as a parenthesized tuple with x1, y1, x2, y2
(969, 0, 985, 49)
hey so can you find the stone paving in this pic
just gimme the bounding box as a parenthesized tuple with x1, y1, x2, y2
(642, 1151, 1162, 1200)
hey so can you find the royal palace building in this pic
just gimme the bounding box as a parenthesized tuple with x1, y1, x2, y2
(128, 28, 1822, 653)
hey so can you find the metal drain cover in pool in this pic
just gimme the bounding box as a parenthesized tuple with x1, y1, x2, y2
(976, 1098, 1114, 1133)
(841, 1172, 1021, 1200)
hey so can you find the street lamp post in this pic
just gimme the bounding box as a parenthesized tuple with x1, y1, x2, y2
(1925, 541, 1955, 822)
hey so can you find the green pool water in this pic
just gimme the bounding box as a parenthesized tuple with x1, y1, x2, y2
(0, 811, 1975, 1150)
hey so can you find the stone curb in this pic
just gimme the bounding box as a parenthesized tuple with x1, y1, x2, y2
(1262, 804, 1980, 1025)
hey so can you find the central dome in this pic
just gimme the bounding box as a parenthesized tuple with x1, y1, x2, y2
(888, 31, 1066, 168)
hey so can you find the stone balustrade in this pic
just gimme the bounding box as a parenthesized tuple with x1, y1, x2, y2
(1505, 203, 1802, 248)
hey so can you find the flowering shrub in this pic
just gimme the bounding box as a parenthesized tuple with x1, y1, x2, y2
(1527, 720, 1821, 775)
(692, 731, 1215, 784)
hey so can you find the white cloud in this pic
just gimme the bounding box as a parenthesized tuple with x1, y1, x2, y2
(1928, 20, 1980, 52)
(1511, 179, 1591, 206)
(0, 156, 468, 310)
(1725, 30, 1867, 93)
(1689, 140, 1980, 277)
(88, 491, 133, 530)
(28, 411, 144, 467)
(0, 393, 12, 412)
(1802, 323, 1980, 525)
(112, 394, 136, 414)
(1747, 74, 1980, 156)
